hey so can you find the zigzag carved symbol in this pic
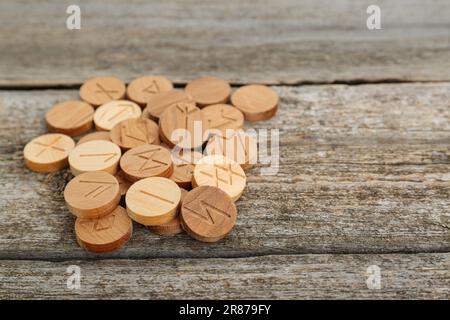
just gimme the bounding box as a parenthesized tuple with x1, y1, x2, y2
(183, 198, 231, 225)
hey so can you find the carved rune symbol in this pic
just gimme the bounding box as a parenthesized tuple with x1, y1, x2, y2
(175, 103, 197, 130)
(143, 80, 160, 94)
(79, 180, 116, 198)
(33, 136, 66, 157)
(184, 199, 231, 225)
(133, 148, 168, 172)
(107, 104, 135, 122)
(93, 214, 116, 231)
(79, 153, 119, 163)
(121, 123, 154, 144)
(206, 108, 238, 129)
(200, 164, 245, 186)
(95, 83, 118, 99)
(140, 190, 174, 205)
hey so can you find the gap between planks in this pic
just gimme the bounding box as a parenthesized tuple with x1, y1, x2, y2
(1, 79, 450, 90)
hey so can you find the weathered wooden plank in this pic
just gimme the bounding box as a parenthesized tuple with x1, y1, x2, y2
(0, 0, 449, 86)
(0, 83, 448, 259)
(0, 253, 448, 299)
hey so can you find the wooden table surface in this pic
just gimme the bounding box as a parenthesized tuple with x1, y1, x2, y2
(0, 0, 448, 299)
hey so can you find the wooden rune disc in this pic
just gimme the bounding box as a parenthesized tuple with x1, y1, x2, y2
(159, 102, 206, 149)
(169, 148, 203, 189)
(185, 76, 231, 108)
(110, 117, 160, 151)
(180, 186, 237, 242)
(147, 188, 187, 236)
(64, 171, 121, 219)
(68, 140, 121, 176)
(126, 76, 174, 107)
(75, 206, 132, 253)
(79, 76, 126, 107)
(45, 100, 94, 137)
(125, 177, 181, 226)
(77, 131, 111, 145)
(205, 130, 257, 170)
(93, 100, 142, 131)
(24, 133, 75, 172)
(144, 89, 194, 121)
(231, 84, 279, 121)
(201, 104, 244, 135)
(192, 155, 246, 202)
(120, 144, 173, 182)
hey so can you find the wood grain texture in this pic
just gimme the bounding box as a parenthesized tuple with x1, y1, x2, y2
(0, 83, 449, 259)
(0, 0, 449, 86)
(0, 253, 448, 299)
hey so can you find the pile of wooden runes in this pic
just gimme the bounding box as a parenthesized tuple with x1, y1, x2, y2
(23, 75, 278, 252)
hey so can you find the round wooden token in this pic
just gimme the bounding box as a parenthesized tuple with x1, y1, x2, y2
(205, 130, 257, 170)
(68, 140, 121, 176)
(75, 206, 132, 253)
(126, 177, 181, 226)
(159, 102, 206, 149)
(45, 100, 94, 136)
(147, 188, 187, 236)
(24, 133, 75, 172)
(169, 148, 203, 189)
(201, 104, 244, 135)
(120, 144, 173, 182)
(64, 171, 121, 219)
(115, 170, 132, 197)
(192, 155, 246, 202)
(185, 76, 231, 107)
(79, 76, 126, 107)
(77, 131, 111, 145)
(144, 89, 194, 121)
(126, 76, 173, 107)
(93, 100, 142, 131)
(110, 118, 160, 151)
(231, 84, 279, 121)
(180, 186, 237, 242)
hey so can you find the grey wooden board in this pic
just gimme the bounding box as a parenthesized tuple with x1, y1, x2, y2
(0, 83, 449, 260)
(0, 253, 448, 299)
(0, 0, 450, 86)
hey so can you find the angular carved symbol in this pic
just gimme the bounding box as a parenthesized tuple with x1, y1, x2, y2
(133, 148, 168, 172)
(143, 80, 160, 94)
(94, 214, 116, 231)
(79, 180, 116, 198)
(95, 83, 118, 99)
(79, 153, 119, 163)
(33, 136, 65, 157)
(200, 164, 244, 186)
(184, 199, 231, 225)
(206, 108, 238, 129)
